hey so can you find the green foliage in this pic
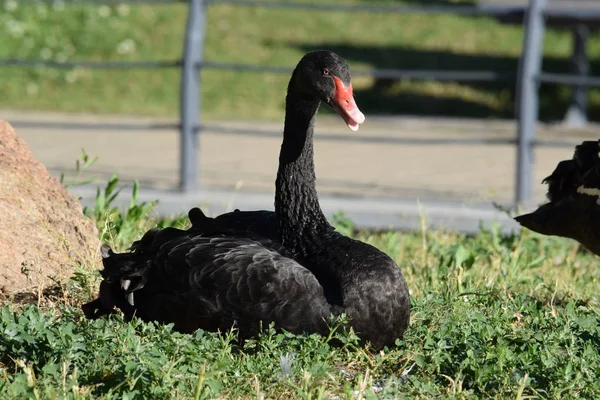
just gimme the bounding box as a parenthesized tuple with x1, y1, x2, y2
(331, 211, 356, 238)
(90, 173, 158, 247)
(2, 1, 600, 119)
(60, 149, 98, 189)
(1, 276, 599, 398)
(1, 1, 138, 83)
(88, 173, 188, 251)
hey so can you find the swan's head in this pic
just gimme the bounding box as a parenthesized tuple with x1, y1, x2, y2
(291, 50, 365, 131)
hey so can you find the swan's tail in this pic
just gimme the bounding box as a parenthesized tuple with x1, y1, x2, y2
(82, 207, 215, 320)
(81, 243, 142, 320)
(82, 225, 184, 320)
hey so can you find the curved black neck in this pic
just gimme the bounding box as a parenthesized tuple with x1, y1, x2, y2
(275, 91, 334, 254)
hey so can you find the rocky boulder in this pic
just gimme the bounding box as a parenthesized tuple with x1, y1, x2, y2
(0, 120, 100, 293)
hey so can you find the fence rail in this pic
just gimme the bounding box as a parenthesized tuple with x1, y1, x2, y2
(2, 0, 600, 206)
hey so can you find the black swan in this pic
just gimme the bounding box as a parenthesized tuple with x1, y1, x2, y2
(515, 140, 600, 256)
(82, 50, 411, 349)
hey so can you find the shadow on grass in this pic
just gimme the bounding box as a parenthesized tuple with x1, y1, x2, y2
(285, 42, 600, 121)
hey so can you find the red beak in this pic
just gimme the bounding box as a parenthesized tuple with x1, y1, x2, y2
(331, 76, 365, 131)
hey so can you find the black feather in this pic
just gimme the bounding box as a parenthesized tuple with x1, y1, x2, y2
(515, 139, 600, 256)
(542, 140, 600, 202)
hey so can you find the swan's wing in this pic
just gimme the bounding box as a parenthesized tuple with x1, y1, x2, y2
(543, 140, 600, 202)
(213, 209, 279, 240)
(84, 234, 334, 337)
(542, 159, 577, 202)
(184, 207, 278, 241)
(126, 207, 279, 254)
(573, 140, 600, 173)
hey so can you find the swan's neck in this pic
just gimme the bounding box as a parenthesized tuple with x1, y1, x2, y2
(275, 94, 333, 253)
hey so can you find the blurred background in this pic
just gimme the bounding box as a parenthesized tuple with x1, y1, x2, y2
(2, 0, 600, 233)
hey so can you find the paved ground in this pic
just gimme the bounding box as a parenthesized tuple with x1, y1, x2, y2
(3, 109, 599, 233)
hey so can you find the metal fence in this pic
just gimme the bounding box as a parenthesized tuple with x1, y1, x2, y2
(2, 0, 600, 206)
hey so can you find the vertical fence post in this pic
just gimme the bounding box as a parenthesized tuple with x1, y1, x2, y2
(179, 0, 206, 192)
(564, 23, 590, 128)
(515, 0, 547, 207)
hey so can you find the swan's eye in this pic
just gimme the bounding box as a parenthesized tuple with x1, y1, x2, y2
(321, 68, 330, 76)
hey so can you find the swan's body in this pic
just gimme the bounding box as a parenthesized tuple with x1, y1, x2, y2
(82, 51, 410, 349)
(515, 140, 600, 256)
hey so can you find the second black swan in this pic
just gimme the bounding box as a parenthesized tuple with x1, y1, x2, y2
(515, 140, 600, 256)
(82, 50, 411, 349)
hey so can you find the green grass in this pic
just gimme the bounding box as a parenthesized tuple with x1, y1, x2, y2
(1, 169, 600, 399)
(2, 0, 600, 121)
